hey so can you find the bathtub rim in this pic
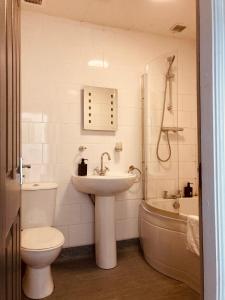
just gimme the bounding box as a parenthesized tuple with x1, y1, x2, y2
(143, 196, 199, 221)
(142, 200, 187, 221)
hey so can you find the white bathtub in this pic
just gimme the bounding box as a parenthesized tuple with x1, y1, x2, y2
(139, 197, 200, 292)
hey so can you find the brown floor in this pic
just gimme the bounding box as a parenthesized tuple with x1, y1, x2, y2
(22, 244, 200, 300)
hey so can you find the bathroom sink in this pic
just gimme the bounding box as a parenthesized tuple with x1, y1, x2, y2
(71, 172, 137, 270)
(71, 173, 136, 196)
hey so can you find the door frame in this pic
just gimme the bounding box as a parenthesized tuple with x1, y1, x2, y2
(0, 0, 21, 299)
(199, 0, 225, 299)
(0, 0, 7, 298)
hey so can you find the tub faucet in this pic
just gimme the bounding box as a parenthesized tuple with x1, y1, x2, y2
(163, 191, 176, 199)
(94, 152, 111, 176)
(163, 190, 182, 199)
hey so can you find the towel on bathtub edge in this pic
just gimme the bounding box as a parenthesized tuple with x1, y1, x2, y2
(186, 214, 200, 256)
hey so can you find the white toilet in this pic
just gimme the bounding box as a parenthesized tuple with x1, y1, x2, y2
(21, 182, 64, 299)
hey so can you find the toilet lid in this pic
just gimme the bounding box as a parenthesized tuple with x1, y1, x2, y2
(21, 227, 65, 251)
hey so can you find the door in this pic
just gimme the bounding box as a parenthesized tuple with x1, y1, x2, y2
(0, 0, 21, 299)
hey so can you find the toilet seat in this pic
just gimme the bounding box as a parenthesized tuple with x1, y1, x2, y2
(21, 227, 64, 251)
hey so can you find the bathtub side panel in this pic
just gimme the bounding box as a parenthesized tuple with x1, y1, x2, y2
(140, 204, 200, 292)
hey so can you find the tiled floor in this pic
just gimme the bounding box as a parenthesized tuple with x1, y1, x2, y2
(22, 244, 200, 300)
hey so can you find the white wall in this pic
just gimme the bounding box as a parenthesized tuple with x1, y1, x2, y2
(21, 10, 196, 248)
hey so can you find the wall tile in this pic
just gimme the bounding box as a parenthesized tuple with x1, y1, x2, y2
(23, 164, 42, 183)
(149, 144, 178, 162)
(179, 162, 197, 179)
(22, 144, 42, 164)
(55, 226, 70, 248)
(69, 223, 94, 247)
(179, 128, 197, 145)
(156, 179, 178, 198)
(179, 94, 197, 112)
(42, 144, 58, 164)
(116, 218, 139, 241)
(115, 200, 141, 220)
(62, 102, 81, 124)
(22, 122, 30, 144)
(54, 203, 81, 226)
(148, 161, 179, 179)
(80, 199, 95, 223)
(29, 123, 48, 144)
(178, 145, 196, 162)
(21, 108, 43, 123)
(56, 181, 89, 206)
(116, 182, 142, 201)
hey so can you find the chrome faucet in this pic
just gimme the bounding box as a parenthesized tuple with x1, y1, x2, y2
(163, 190, 182, 200)
(94, 152, 111, 176)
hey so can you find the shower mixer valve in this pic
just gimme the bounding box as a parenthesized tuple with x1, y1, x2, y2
(163, 190, 182, 199)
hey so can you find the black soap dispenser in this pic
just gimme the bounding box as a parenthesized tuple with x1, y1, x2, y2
(78, 159, 88, 176)
(184, 182, 193, 198)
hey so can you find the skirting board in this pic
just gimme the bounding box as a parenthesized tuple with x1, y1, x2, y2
(55, 238, 140, 263)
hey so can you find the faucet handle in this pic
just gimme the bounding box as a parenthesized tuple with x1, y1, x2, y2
(94, 167, 100, 175)
(163, 191, 168, 199)
(103, 166, 110, 175)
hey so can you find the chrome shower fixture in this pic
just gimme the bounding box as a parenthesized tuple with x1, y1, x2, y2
(170, 24, 187, 33)
(24, 0, 42, 4)
(156, 54, 181, 162)
(167, 55, 175, 64)
(166, 55, 175, 111)
(166, 55, 175, 79)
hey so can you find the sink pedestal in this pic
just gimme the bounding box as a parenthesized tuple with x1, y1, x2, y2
(95, 195, 117, 269)
(71, 174, 137, 269)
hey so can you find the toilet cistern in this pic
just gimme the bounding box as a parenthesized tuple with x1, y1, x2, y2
(94, 152, 111, 176)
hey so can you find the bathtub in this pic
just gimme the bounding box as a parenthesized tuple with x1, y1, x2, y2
(139, 197, 200, 292)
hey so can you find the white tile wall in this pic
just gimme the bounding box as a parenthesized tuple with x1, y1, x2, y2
(146, 44, 198, 200)
(21, 10, 197, 247)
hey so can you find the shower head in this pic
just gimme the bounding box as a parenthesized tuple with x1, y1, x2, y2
(24, 0, 42, 4)
(166, 55, 175, 77)
(166, 55, 175, 79)
(167, 55, 175, 64)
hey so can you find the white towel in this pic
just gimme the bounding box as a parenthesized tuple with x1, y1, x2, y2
(186, 215, 200, 256)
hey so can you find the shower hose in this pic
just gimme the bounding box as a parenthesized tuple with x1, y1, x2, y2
(156, 76, 172, 162)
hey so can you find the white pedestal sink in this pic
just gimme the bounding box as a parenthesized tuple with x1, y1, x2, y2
(71, 173, 136, 269)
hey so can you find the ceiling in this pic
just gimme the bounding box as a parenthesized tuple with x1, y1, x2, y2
(21, 0, 196, 39)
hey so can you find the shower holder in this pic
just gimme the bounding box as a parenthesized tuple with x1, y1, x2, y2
(162, 127, 184, 133)
(78, 146, 87, 152)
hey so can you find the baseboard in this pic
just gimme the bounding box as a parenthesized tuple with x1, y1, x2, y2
(56, 238, 140, 263)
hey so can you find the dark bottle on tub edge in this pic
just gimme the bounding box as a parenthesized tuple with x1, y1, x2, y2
(78, 158, 88, 176)
(184, 182, 193, 197)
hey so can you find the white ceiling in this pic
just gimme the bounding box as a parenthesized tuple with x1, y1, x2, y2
(22, 0, 196, 39)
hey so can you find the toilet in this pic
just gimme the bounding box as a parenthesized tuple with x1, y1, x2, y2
(21, 183, 64, 299)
